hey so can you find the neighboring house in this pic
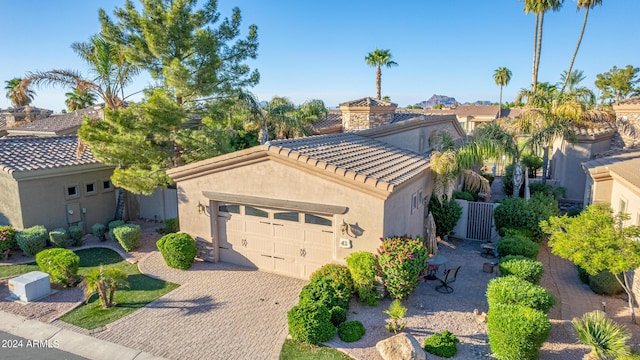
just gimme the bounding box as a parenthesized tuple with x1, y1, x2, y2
(582, 150, 640, 300)
(454, 105, 500, 134)
(6, 105, 103, 137)
(167, 114, 465, 279)
(0, 136, 116, 231)
(0, 106, 53, 137)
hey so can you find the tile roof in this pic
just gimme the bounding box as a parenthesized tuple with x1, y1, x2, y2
(615, 96, 640, 106)
(499, 107, 525, 118)
(571, 121, 617, 139)
(267, 133, 429, 191)
(423, 109, 456, 115)
(308, 110, 342, 134)
(583, 150, 640, 190)
(339, 97, 395, 107)
(390, 113, 423, 124)
(7, 105, 103, 136)
(0, 136, 100, 174)
(455, 105, 500, 117)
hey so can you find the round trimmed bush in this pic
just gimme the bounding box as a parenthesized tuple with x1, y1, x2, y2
(156, 233, 197, 270)
(35, 248, 80, 287)
(487, 303, 551, 360)
(499, 255, 544, 284)
(329, 306, 347, 326)
(429, 197, 463, 238)
(92, 223, 107, 240)
(287, 302, 336, 344)
(0, 225, 17, 258)
(577, 265, 590, 284)
(299, 276, 347, 311)
(112, 224, 141, 251)
(496, 235, 539, 260)
(423, 330, 460, 358)
(588, 270, 623, 295)
(310, 264, 354, 306)
(16, 225, 48, 256)
(487, 275, 556, 314)
(338, 321, 365, 343)
(69, 225, 83, 246)
(49, 228, 68, 248)
(346, 251, 380, 306)
(157, 218, 179, 235)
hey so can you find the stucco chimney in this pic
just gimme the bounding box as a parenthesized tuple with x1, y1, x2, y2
(339, 97, 397, 131)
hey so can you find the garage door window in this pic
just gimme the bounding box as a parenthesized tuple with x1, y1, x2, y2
(219, 204, 240, 214)
(305, 214, 332, 227)
(245, 206, 269, 218)
(274, 211, 299, 222)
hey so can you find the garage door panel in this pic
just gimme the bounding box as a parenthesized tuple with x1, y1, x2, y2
(245, 235, 274, 254)
(273, 224, 303, 241)
(274, 256, 299, 276)
(245, 221, 271, 236)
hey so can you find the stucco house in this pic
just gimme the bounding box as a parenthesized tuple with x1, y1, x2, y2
(0, 136, 116, 231)
(5, 105, 103, 137)
(168, 111, 465, 279)
(582, 150, 640, 300)
(454, 105, 500, 134)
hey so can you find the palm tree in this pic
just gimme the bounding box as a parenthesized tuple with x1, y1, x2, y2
(22, 35, 138, 110)
(65, 86, 97, 111)
(4, 78, 35, 108)
(561, 0, 603, 93)
(524, 0, 564, 92)
(559, 69, 586, 93)
(493, 67, 512, 109)
(82, 265, 129, 309)
(365, 49, 398, 100)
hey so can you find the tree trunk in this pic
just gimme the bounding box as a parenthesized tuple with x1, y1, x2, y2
(532, 14, 539, 91)
(562, 7, 589, 93)
(533, 12, 545, 93)
(621, 272, 637, 324)
(542, 146, 549, 185)
(376, 65, 382, 100)
(499, 85, 503, 114)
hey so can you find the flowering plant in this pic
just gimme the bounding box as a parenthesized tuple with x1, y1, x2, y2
(0, 225, 16, 260)
(377, 236, 428, 299)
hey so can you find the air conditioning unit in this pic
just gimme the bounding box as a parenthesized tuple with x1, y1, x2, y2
(8, 271, 51, 302)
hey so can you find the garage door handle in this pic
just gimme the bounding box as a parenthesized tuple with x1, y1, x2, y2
(274, 256, 285, 260)
(273, 223, 284, 227)
(321, 230, 333, 234)
(299, 249, 307, 257)
(260, 221, 271, 225)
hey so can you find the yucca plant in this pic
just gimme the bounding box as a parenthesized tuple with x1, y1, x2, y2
(384, 299, 407, 334)
(572, 310, 631, 360)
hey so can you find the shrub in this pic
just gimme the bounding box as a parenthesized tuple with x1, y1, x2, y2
(112, 224, 141, 252)
(496, 234, 539, 260)
(108, 220, 125, 230)
(384, 299, 407, 334)
(423, 330, 460, 358)
(338, 321, 365, 343)
(0, 225, 16, 259)
(487, 303, 551, 360)
(49, 228, 68, 248)
(428, 197, 463, 238)
(345, 252, 380, 306)
(577, 265, 589, 284)
(92, 223, 107, 240)
(16, 225, 48, 256)
(157, 218, 179, 235)
(69, 225, 83, 246)
(452, 190, 475, 202)
(498, 255, 544, 284)
(299, 276, 347, 314)
(156, 233, 197, 270)
(494, 193, 558, 242)
(572, 310, 631, 360)
(310, 264, 354, 307)
(377, 236, 428, 300)
(529, 182, 566, 200)
(287, 302, 336, 344)
(329, 306, 347, 326)
(486, 275, 556, 314)
(589, 270, 623, 295)
(521, 153, 543, 177)
(35, 248, 80, 287)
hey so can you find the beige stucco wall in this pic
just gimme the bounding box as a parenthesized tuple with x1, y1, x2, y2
(383, 172, 433, 239)
(175, 158, 388, 264)
(0, 174, 22, 228)
(16, 167, 116, 232)
(609, 176, 640, 225)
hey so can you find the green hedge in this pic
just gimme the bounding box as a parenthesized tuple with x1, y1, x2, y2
(287, 302, 336, 344)
(0, 225, 17, 258)
(49, 228, 68, 248)
(309, 264, 354, 308)
(299, 277, 347, 317)
(69, 225, 83, 246)
(16, 225, 48, 256)
(108, 220, 125, 230)
(487, 275, 556, 314)
(453, 190, 475, 202)
(345, 251, 380, 306)
(496, 235, 539, 260)
(112, 224, 141, 252)
(494, 193, 559, 242)
(498, 255, 544, 284)
(157, 218, 179, 235)
(92, 223, 107, 240)
(423, 330, 460, 358)
(429, 197, 463, 238)
(487, 303, 551, 360)
(36, 248, 80, 287)
(589, 270, 623, 296)
(338, 321, 365, 343)
(156, 233, 197, 270)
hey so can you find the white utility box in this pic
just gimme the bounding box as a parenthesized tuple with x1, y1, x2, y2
(8, 271, 51, 302)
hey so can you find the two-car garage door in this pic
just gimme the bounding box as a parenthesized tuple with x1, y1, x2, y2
(217, 203, 334, 279)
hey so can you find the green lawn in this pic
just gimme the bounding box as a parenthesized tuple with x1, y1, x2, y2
(0, 263, 39, 278)
(280, 340, 353, 360)
(59, 248, 179, 330)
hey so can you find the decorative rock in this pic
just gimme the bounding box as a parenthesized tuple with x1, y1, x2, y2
(376, 333, 426, 360)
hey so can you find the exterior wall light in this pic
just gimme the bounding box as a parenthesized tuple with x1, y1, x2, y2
(340, 220, 349, 235)
(197, 202, 208, 215)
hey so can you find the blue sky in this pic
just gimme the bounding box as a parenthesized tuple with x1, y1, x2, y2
(1, 1, 639, 112)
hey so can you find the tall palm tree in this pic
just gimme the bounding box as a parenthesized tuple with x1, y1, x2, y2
(524, 0, 564, 92)
(494, 67, 512, 110)
(365, 49, 398, 100)
(559, 69, 585, 93)
(65, 86, 97, 111)
(561, 0, 603, 93)
(4, 78, 35, 108)
(22, 35, 138, 110)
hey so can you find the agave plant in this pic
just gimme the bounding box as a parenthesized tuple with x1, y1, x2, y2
(572, 310, 631, 360)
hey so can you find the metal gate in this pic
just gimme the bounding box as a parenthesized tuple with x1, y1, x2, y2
(466, 202, 498, 241)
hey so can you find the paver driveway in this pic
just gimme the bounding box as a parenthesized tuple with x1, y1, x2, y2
(87, 253, 306, 360)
